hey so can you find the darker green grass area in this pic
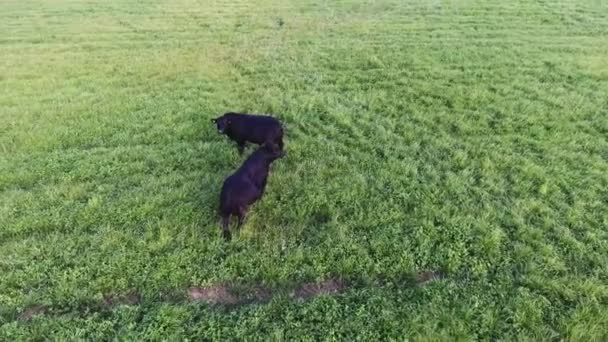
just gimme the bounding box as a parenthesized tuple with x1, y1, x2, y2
(1, 0, 608, 339)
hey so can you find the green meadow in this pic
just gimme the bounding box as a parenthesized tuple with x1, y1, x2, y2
(1, 0, 608, 339)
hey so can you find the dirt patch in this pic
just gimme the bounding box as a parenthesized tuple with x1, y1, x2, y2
(19, 305, 48, 321)
(158, 289, 185, 304)
(187, 284, 240, 305)
(415, 271, 443, 285)
(103, 291, 141, 307)
(187, 283, 274, 306)
(13, 273, 443, 321)
(248, 286, 273, 303)
(292, 278, 346, 300)
(188, 278, 346, 305)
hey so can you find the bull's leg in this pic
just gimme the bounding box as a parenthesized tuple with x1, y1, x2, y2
(276, 136, 284, 151)
(237, 207, 248, 229)
(265, 139, 281, 154)
(236, 141, 246, 155)
(222, 215, 232, 241)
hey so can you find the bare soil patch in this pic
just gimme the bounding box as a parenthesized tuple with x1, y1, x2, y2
(415, 271, 443, 286)
(18, 305, 48, 321)
(187, 284, 240, 305)
(292, 278, 346, 300)
(103, 290, 141, 307)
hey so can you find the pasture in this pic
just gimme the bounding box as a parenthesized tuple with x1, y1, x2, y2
(1, 0, 608, 339)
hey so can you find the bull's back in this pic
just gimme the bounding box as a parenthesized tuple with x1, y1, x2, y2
(231, 116, 282, 142)
(219, 174, 261, 214)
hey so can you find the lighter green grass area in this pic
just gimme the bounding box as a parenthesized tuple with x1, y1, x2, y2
(1, 0, 608, 339)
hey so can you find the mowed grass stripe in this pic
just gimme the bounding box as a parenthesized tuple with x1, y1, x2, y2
(1, 0, 608, 339)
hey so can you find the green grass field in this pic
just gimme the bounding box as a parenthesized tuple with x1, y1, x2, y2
(2, 0, 608, 339)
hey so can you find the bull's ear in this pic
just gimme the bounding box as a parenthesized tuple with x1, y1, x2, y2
(211, 118, 217, 123)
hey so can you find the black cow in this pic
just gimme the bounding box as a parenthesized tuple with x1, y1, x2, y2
(219, 144, 284, 240)
(212, 112, 284, 154)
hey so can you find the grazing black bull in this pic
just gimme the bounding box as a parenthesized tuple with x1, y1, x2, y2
(212, 112, 284, 154)
(219, 144, 284, 241)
